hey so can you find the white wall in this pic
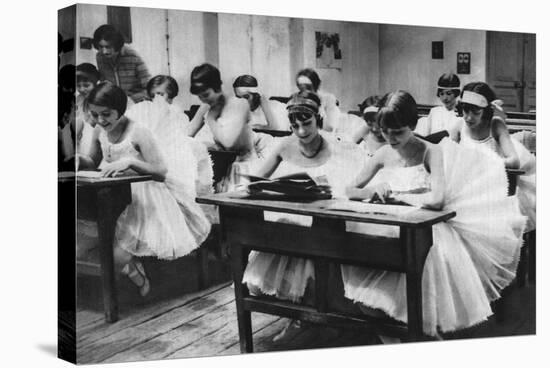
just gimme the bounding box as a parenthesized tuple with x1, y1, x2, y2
(218, 14, 293, 99)
(379, 24, 487, 105)
(300, 19, 379, 111)
(75, 4, 107, 66)
(167, 9, 207, 110)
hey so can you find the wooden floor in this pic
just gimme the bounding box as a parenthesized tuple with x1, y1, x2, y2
(75, 254, 536, 365)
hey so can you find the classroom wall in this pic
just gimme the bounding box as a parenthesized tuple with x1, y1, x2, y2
(73, 5, 380, 113)
(378, 24, 487, 105)
(299, 19, 380, 111)
(72, 5, 494, 112)
(75, 4, 107, 66)
(218, 14, 293, 100)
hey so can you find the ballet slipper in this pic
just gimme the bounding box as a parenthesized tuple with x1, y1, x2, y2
(272, 319, 302, 342)
(123, 261, 151, 297)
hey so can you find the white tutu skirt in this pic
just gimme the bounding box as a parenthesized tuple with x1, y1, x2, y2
(342, 139, 526, 335)
(119, 98, 214, 257)
(115, 180, 211, 260)
(512, 138, 536, 232)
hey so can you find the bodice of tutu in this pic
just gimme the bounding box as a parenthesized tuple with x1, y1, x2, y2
(460, 126, 503, 156)
(98, 129, 143, 164)
(376, 162, 431, 193)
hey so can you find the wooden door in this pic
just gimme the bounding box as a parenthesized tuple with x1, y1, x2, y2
(487, 31, 536, 112)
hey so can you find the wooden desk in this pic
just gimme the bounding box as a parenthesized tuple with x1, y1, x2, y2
(197, 192, 456, 351)
(59, 173, 151, 322)
(252, 128, 292, 137)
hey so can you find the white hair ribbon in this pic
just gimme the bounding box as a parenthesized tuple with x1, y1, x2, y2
(461, 90, 489, 107)
(362, 106, 379, 114)
(234, 87, 259, 95)
(491, 99, 504, 112)
(437, 84, 460, 90)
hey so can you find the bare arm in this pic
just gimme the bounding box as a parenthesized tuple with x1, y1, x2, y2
(76, 126, 103, 170)
(345, 147, 384, 200)
(259, 95, 285, 130)
(492, 118, 520, 169)
(187, 104, 210, 137)
(447, 117, 463, 142)
(350, 124, 370, 144)
(253, 138, 286, 178)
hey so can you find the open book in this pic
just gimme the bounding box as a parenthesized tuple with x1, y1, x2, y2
(324, 199, 420, 216)
(58, 171, 102, 179)
(76, 171, 103, 179)
(239, 172, 332, 200)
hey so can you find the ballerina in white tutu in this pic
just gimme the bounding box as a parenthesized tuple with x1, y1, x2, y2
(344, 90, 526, 336)
(187, 64, 274, 193)
(242, 91, 368, 303)
(78, 82, 212, 297)
(457, 82, 536, 232)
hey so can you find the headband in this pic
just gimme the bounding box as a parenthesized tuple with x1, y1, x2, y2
(296, 76, 313, 85)
(437, 84, 460, 90)
(287, 95, 320, 115)
(287, 105, 317, 115)
(461, 90, 489, 107)
(363, 106, 378, 114)
(234, 86, 259, 95)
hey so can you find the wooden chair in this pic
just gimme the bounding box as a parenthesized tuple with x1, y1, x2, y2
(414, 131, 449, 144)
(184, 104, 200, 121)
(269, 96, 291, 104)
(253, 128, 292, 137)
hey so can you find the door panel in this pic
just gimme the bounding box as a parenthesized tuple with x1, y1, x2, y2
(523, 34, 536, 112)
(487, 31, 536, 112)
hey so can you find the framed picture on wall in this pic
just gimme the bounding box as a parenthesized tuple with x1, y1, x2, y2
(316, 31, 342, 69)
(457, 52, 471, 74)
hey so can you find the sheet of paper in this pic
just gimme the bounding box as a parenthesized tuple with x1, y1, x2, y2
(76, 171, 102, 178)
(324, 199, 420, 216)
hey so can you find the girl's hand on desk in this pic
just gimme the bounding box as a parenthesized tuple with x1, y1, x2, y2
(346, 186, 374, 201)
(371, 183, 391, 203)
(101, 159, 132, 178)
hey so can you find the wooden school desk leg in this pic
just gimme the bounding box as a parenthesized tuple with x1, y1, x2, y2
(196, 245, 209, 289)
(403, 226, 430, 342)
(230, 242, 253, 353)
(528, 230, 536, 283)
(95, 186, 126, 323)
(312, 217, 344, 313)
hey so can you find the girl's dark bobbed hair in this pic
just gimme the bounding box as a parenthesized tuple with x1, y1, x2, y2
(93, 24, 125, 52)
(296, 68, 321, 91)
(146, 75, 179, 99)
(287, 90, 324, 128)
(461, 82, 497, 121)
(86, 81, 128, 116)
(190, 63, 222, 95)
(232, 74, 258, 88)
(436, 73, 461, 97)
(377, 90, 418, 130)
